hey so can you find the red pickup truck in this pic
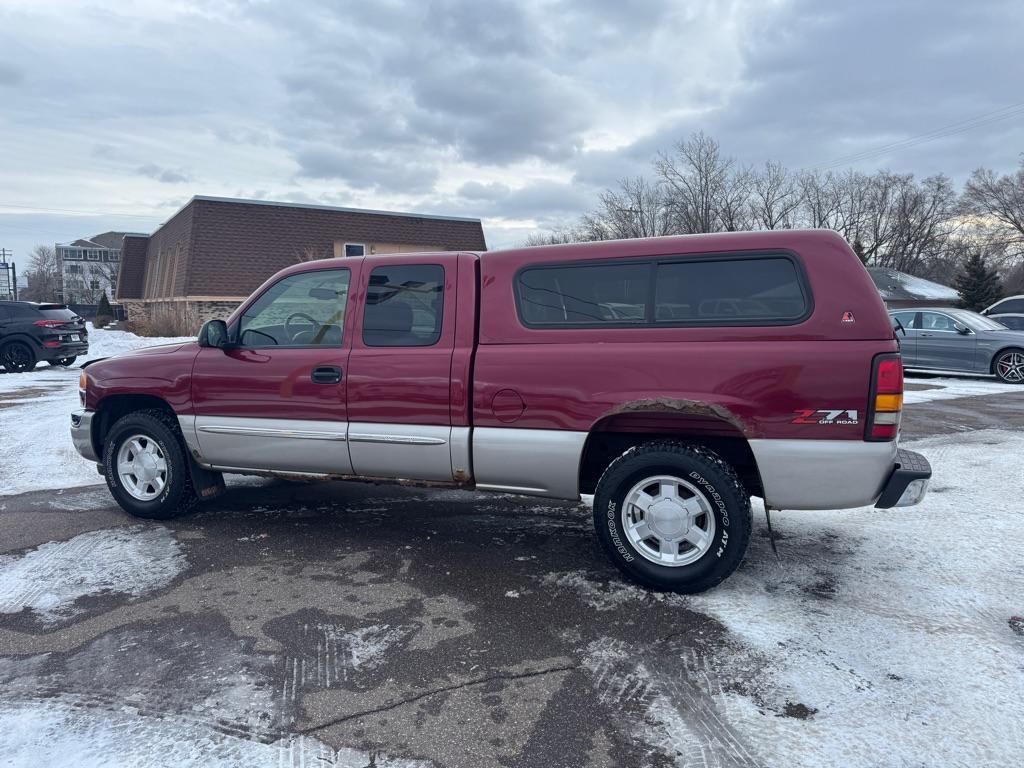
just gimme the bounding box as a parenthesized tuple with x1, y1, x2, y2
(72, 229, 931, 592)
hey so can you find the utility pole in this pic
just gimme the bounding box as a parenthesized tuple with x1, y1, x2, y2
(0, 248, 14, 300)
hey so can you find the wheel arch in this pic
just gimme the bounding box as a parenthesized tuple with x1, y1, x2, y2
(578, 408, 763, 498)
(92, 394, 179, 460)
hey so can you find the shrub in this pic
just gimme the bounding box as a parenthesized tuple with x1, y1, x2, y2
(92, 314, 114, 329)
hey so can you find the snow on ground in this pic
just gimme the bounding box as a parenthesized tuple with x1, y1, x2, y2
(903, 375, 1023, 404)
(544, 429, 1024, 767)
(0, 324, 193, 496)
(0, 691, 428, 768)
(0, 526, 184, 623)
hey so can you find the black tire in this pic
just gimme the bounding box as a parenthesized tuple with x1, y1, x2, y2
(593, 441, 752, 593)
(993, 348, 1024, 384)
(53, 357, 77, 367)
(103, 409, 198, 520)
(0, 341, 37, 373)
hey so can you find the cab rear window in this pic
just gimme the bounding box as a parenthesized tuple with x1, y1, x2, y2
(515, 253, 810, 328)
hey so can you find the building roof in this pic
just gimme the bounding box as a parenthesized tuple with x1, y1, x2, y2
(60, 231, 145, 251)
(867, 267, 959, 302)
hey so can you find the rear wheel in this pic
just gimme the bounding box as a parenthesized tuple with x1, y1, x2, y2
(994, 349, 1024, 384)
(593, 441, 752, 593)
(0, 341, 36, 373)
(103, 409, 197, 519)
(53, 357, 77, 367)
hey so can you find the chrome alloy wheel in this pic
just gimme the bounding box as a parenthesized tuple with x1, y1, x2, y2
(116, 434, 168, 501)
(996, 350, 1024, 383)
(622, 475, 716, 567)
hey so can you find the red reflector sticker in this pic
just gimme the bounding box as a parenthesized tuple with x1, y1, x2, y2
(841, 311, 855, 323)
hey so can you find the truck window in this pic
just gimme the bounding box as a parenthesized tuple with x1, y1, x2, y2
(654, 257, 807, 323)
(515, 253, 809, 327)
(516, 263, 649, 326)
(362, 264, 444, 347)
(237, 268, 350, 347)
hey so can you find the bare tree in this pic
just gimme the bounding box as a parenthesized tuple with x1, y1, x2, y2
(879, 174, 959, 274)
(580, 176, 674, 240)
(655, 132, 751, 233)
(962, 160, 1024, 247)
(751, 161, 800, 230)
(20, 245, 60, 302)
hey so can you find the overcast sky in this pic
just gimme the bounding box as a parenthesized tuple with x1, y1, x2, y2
(1, 0, 1022, 261)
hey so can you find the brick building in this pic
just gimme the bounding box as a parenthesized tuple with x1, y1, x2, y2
(115, 196, 487, 331)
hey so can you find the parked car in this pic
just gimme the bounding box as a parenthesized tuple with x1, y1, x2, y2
(888, 307, 1024, 383)
(71, 230, 931, 592)
(981, 295, 1024, 322)
(0, 301, 89, 372)
(990, 314, 1024, 331)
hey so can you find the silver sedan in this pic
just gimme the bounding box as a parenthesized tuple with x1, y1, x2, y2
(888, 307, 1024, 384)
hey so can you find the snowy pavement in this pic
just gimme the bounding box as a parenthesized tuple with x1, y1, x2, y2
(0, 328, 1023, 766)
(0, 324, 193, 496)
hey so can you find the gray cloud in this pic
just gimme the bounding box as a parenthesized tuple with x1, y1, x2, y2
(137, 164, 192, 184)
(0, 62, 23, 87)
(293, 145, 440, 195)
(0, 0, 1022, 261)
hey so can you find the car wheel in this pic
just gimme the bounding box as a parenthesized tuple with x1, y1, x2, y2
(103, 409, 198, 520)
(0, 341, 37, 373)
(593, 441, 752, 593)
(994, 349, 1024, 384)
(53, 357, 78, 367)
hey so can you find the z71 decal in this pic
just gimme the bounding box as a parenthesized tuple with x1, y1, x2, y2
(792, 409, 860, 425)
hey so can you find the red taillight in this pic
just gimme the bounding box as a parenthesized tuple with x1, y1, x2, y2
(34, 319, 64, 327)
(867, 354, 904, 441)
(876, 358, 903, 393)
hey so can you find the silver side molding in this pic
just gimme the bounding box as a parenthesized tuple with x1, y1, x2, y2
(473, 427, 587, 500)
(348, 432, 446, 445)
(749, 438, 897, 510)
(198, 424, 348, 441)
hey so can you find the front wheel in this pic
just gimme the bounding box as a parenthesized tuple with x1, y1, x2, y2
(994, 349, 1024, 384)
(103, 409, 197, 519)
(593, 441, 752, 593)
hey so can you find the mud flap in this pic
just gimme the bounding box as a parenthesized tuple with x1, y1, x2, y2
(188, 457, 226, 501)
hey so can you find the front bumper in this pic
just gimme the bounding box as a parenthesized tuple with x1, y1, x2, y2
(875, 449, 932, 508)
(70, 410, 99, 462)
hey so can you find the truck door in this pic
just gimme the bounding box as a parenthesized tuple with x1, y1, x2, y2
(190, 265, 356, 474)
(345, 255, 460, 482)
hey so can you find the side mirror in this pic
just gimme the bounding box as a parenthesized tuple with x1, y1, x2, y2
(955, 324, 972, 335)
(198, 319, 229, 348)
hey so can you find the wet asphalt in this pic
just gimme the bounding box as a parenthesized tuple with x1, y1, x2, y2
(1, 382, 1022, 767)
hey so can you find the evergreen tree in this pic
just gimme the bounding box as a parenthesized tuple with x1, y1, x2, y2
(97, 291, 112, 317)
(955, 252, 1003, 312)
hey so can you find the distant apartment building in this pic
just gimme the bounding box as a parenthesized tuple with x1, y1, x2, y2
(56, 231, 143, 303)
(115, 196, 487, 328)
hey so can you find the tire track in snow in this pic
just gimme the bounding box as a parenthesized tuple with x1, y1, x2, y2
(584, 638, 763, 768)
